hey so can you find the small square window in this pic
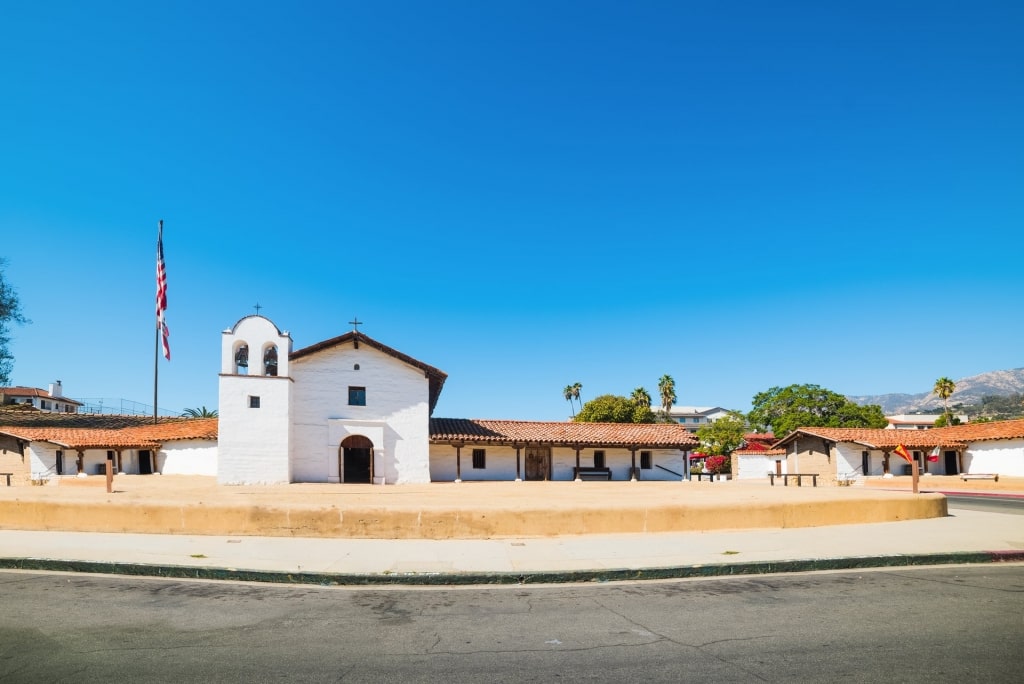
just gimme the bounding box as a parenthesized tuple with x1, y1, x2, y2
(348, 386, 366, 406)
(640, 451, 652, 470)
(249, 396, 261, 408)
(472, 449, 486, 469)
(594, 450, 606, 468)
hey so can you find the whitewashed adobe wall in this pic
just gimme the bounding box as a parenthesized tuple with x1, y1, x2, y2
(218, 316, 293, 484)
(159, 441, 218, 476)
(428, 446, 686, 482)
(734, 453, 772, 479)
(290, 343, 432, 484)
(964, 439, 1024, 476)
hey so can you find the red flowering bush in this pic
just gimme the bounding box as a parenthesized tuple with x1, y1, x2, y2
(705, 454, 729, 475)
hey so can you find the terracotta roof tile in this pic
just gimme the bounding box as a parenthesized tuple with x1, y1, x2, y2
(931, 418, 1024, 442)
(775, 418, 1024, 450)
(431, 419, 699, 448)
(0, 418, 217, 449)
(734, 448, 787, 456)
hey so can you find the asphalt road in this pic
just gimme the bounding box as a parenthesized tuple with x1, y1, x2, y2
(944, 493, 1024, 515)
(2, 565, 1022, 683)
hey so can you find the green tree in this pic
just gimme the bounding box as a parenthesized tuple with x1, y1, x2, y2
(657, 374, 676, 415)
(630, 387, 651, 409)
(933, 377, 956, 427)
(575, 394, 655, 423)
(695, 411, 747, 456)
(183, 406, 218, 418)
(747, 384, 888, 436)
(0, 260, 29, 386)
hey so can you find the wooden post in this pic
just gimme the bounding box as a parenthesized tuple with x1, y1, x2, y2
(454, 445, 462, 483)
(630, 448, 637, 481)
(574, 448, 581, 481)
(514, 446, 521, 482)
(105, 460, 113, 493)
(911, 458, 920, 494)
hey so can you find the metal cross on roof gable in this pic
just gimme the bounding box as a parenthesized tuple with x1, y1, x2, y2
(349, 317, 363, 332)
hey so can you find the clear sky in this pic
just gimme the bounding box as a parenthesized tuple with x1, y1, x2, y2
(2, 1, 1022, 420)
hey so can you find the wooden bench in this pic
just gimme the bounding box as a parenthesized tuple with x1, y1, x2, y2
(961, 473, 999, 482)
(768, 473, 819, 487)
(574, 466, 612, 481)
(0, 472, 13, 486)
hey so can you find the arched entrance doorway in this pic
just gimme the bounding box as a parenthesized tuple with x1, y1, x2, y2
(340, 435, 374, 483)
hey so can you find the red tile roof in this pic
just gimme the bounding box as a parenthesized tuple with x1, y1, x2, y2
(774, 418, 1024, 450)
(0, 386, 83, 405)
(734, 448, 787, 456)
(931, 418, 1024, 442)
(773, 427, 966, 449)
(430, 419, 699, 448)
(0, 418, 218, 449)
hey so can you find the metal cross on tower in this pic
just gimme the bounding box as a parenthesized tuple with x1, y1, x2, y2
(253, 302, 263, 315)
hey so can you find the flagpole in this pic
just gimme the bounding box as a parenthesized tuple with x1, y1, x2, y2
(153, 219, 163, 425)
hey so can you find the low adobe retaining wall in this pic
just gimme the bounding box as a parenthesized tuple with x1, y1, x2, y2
(0, 494, 948, 539)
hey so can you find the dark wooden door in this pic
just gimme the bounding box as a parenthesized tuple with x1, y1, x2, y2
(343, 448, 371, 483)
(524, 447, 550, 481)
(139, 450, 153, 475)
(944, 450, 958, 475)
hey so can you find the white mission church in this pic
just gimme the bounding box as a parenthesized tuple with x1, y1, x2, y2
(219, 314, 447, 485)
(217, 314, 700, 485)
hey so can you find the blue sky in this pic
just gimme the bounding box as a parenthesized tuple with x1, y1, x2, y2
(2, 1, 1022, 420)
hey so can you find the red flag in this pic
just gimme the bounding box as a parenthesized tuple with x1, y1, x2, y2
(928, 447, 940, 463)
(156, 221, 170, 360)
(894, 444, 911, 462)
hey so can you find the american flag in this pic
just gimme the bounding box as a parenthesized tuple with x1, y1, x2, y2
(156, 220, 170, 360)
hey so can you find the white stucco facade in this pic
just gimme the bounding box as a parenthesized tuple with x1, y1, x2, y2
(216, 315, 437, 485)
(428, 446, 687, 482)
(290, 344, 432, 484)
(218, 316, 294, 484)
(963, 439, 1024, 476)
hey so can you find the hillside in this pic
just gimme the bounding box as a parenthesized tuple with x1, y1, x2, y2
(849, 368, 1024, 415)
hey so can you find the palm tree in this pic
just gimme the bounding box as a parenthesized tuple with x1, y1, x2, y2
(571, 382, 583, 415)
(933, 377, 956, 426)
(631, 387, 651, 409)
(183, 406, 218, 418)
(563, 385, 576, 418)
(658, 374, 676, 416)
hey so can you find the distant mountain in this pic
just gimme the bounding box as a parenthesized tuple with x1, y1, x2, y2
(848, 368, 1024, 415)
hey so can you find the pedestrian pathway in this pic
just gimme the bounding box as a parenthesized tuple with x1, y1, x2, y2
(2, 508, 1022, 585)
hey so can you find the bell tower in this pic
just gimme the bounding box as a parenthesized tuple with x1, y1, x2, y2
(217, 314, 293, 484)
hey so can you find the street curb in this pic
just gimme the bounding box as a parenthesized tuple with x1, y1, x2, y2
(3, 551, 1023, 586)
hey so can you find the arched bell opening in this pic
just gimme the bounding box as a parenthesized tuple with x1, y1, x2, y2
(339, 435, 374, 484)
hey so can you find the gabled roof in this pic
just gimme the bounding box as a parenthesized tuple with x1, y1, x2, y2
(291, 331, 447, 414)
(0, 386, 83, 406)
(772, 427, 966, 450)
(430, 418, 700, 448)
(773, 418, 1024, 451)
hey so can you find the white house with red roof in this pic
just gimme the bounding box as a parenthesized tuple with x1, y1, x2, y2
(0, 382, 82, 414)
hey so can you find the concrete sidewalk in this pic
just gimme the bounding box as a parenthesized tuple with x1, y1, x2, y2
(2, 508, 1022, 585)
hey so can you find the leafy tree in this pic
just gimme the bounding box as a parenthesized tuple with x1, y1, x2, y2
(183, 406, 218, 418)
(695, 411, 747, 456)
(933, 377, 956, 427)
(0, 260, 29, 386)
(657, 374, 676, 415)
(630, 387, 651, 409)
(747, 384, 888, 436)
(575, 394, 655, 423)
